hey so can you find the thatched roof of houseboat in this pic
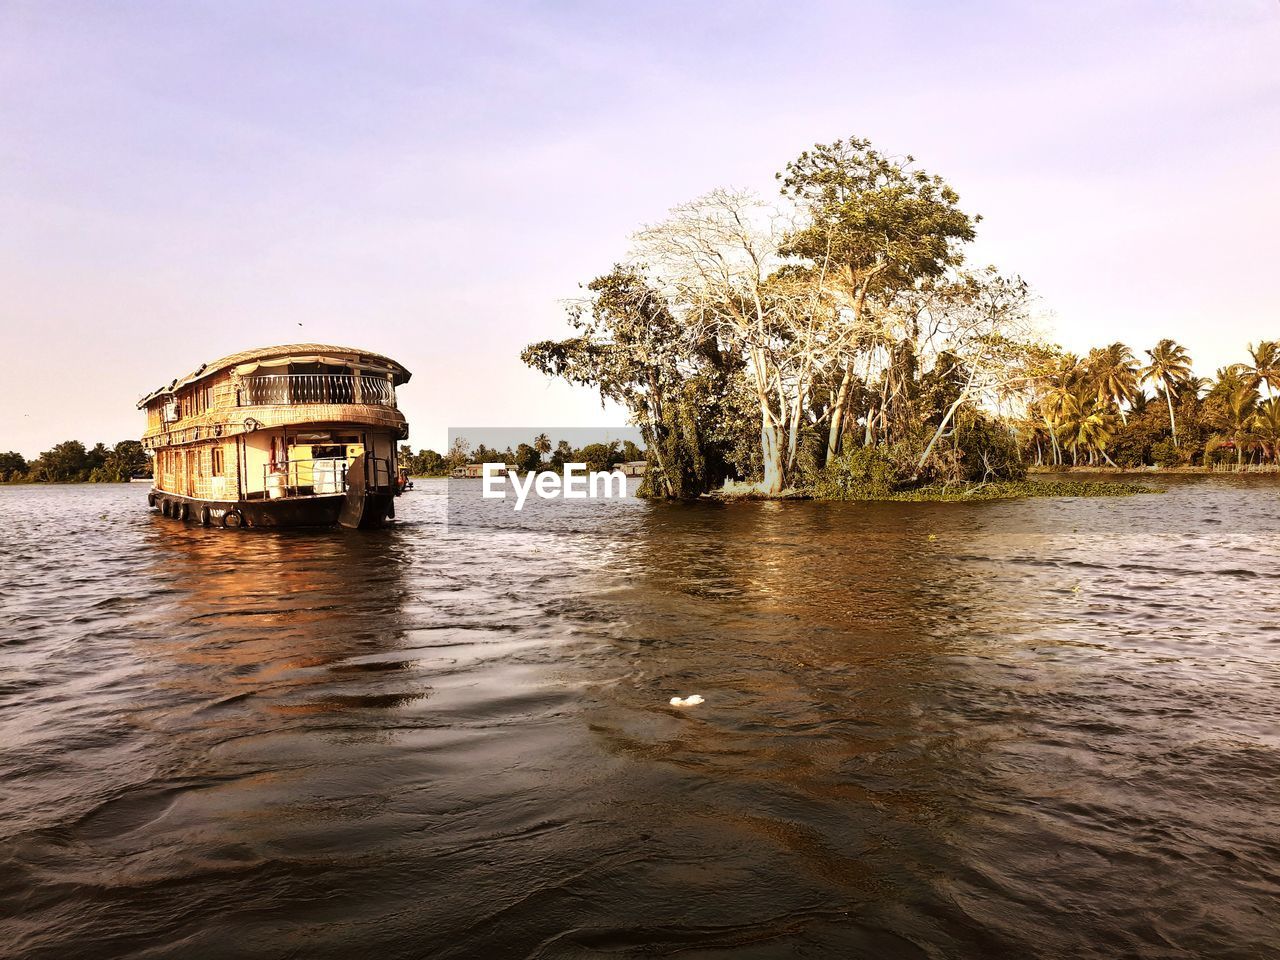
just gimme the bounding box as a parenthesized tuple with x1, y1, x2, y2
(138, 343, 412, 407)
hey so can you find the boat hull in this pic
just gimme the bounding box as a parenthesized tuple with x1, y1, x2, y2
(147, 489, 395, 529)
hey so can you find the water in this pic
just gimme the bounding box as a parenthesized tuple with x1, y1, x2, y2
(2, 477, 1279, 959)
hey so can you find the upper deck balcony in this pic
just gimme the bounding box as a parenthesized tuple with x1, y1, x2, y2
(238, 373, 396, 407)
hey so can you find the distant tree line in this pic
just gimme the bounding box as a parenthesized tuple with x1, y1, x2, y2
(0, 440, 150, 483)
(400, 433, 645, 476)
(1019, 339, 1280, 468)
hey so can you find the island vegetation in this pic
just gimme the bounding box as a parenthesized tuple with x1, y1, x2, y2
(518, 134, 1275, 500)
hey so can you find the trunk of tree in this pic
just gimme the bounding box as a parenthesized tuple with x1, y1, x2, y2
(749, 345, 785, 495)
(643, 373, 676, 497)
(826, 363, 854, 465)
(914, 360, 983, 479)
(914, 388, 970, 479)
(761, 413, 784, 495)
(1165, 382, 1179, 447)
(785, 372, 807, 473)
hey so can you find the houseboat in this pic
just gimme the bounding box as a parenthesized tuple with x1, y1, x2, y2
(451, 463, 515, 479)
(138, 344, 411, 528)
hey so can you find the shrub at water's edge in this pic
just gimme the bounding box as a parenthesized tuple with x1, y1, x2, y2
(808, 444, 1146, 501)
(874, 479, 1150, 501)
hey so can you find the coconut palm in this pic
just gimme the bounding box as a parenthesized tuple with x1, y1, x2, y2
(1065, 396, 1120, 466)
(1216, 384, 1259, 467)
(533, 432, 552, 461)
(1038, 353, 1084, 465)
(1209, 364, 1252, 401)
(1038, 390, 1077, 465)
(1140, 339, 1193, 447)
(1254, 397, 1280, 463)
(1245, 340, 1280, 398)
(1086, 342, 1139, 423)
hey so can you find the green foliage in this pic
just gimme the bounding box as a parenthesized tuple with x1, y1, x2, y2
(513, 443, 541, 473)
(524, 267, 741, 498)
(1106, 405, 1169, 468)
(403, 448, 448, 476)
(881, 479, 1150, 501)
(809, 460, 1147, 501)
(813, 446, 903, 500)
(950, 411, 1026, 483)
(639, 381, 718, 498)
(778, 136, 978, 293)
(575, 441, 621, 473)
(1150, 438, 1180, 468)
(0, 451, 29, 482)
(6, 439, 150, 483)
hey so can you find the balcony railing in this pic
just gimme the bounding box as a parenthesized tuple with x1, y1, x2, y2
(239, 374, 395, 407)
(251, 456, 396, 500)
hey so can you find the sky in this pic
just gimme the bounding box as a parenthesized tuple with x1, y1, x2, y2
(1, 0, 1278, 458)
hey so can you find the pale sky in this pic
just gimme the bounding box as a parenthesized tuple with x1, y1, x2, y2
(2, 0, 1278, 458)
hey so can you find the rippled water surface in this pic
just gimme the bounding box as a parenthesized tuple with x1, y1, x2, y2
(2, 477, 1280, 959)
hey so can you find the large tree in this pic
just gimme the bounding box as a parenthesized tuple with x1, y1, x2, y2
(522, 266, 736, 496)
(1086, 342, 1139, 423)
(1245, 340, 1280, 398)
(777, 137, 979, 463)
(1140, 339, 1193, 447)
(0, 451, 27, 482)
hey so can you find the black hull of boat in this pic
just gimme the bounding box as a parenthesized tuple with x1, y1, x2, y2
(147, 490, 395, 529)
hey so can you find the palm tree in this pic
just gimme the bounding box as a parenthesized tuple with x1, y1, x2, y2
(1065, 396, 1120, 466)
(533, 433, 552, 461)
(1254, 397, 1280, 463)
(1209, 364, 1252, 401)
(1216, 384, 1259, 467)
(1038, 353, 1084, 465)
(1086, 343, 1139, 423)
(1179, 376, 1211, 399)
(1140, 339, 1193, 447)
(1245, 341, 1280, 398)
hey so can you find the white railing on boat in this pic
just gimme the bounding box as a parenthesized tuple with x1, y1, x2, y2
(238, 374, 395, 407)
(255, 456, 396, 500)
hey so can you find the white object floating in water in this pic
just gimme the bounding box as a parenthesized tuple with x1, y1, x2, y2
(669, 694, 705, 707)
